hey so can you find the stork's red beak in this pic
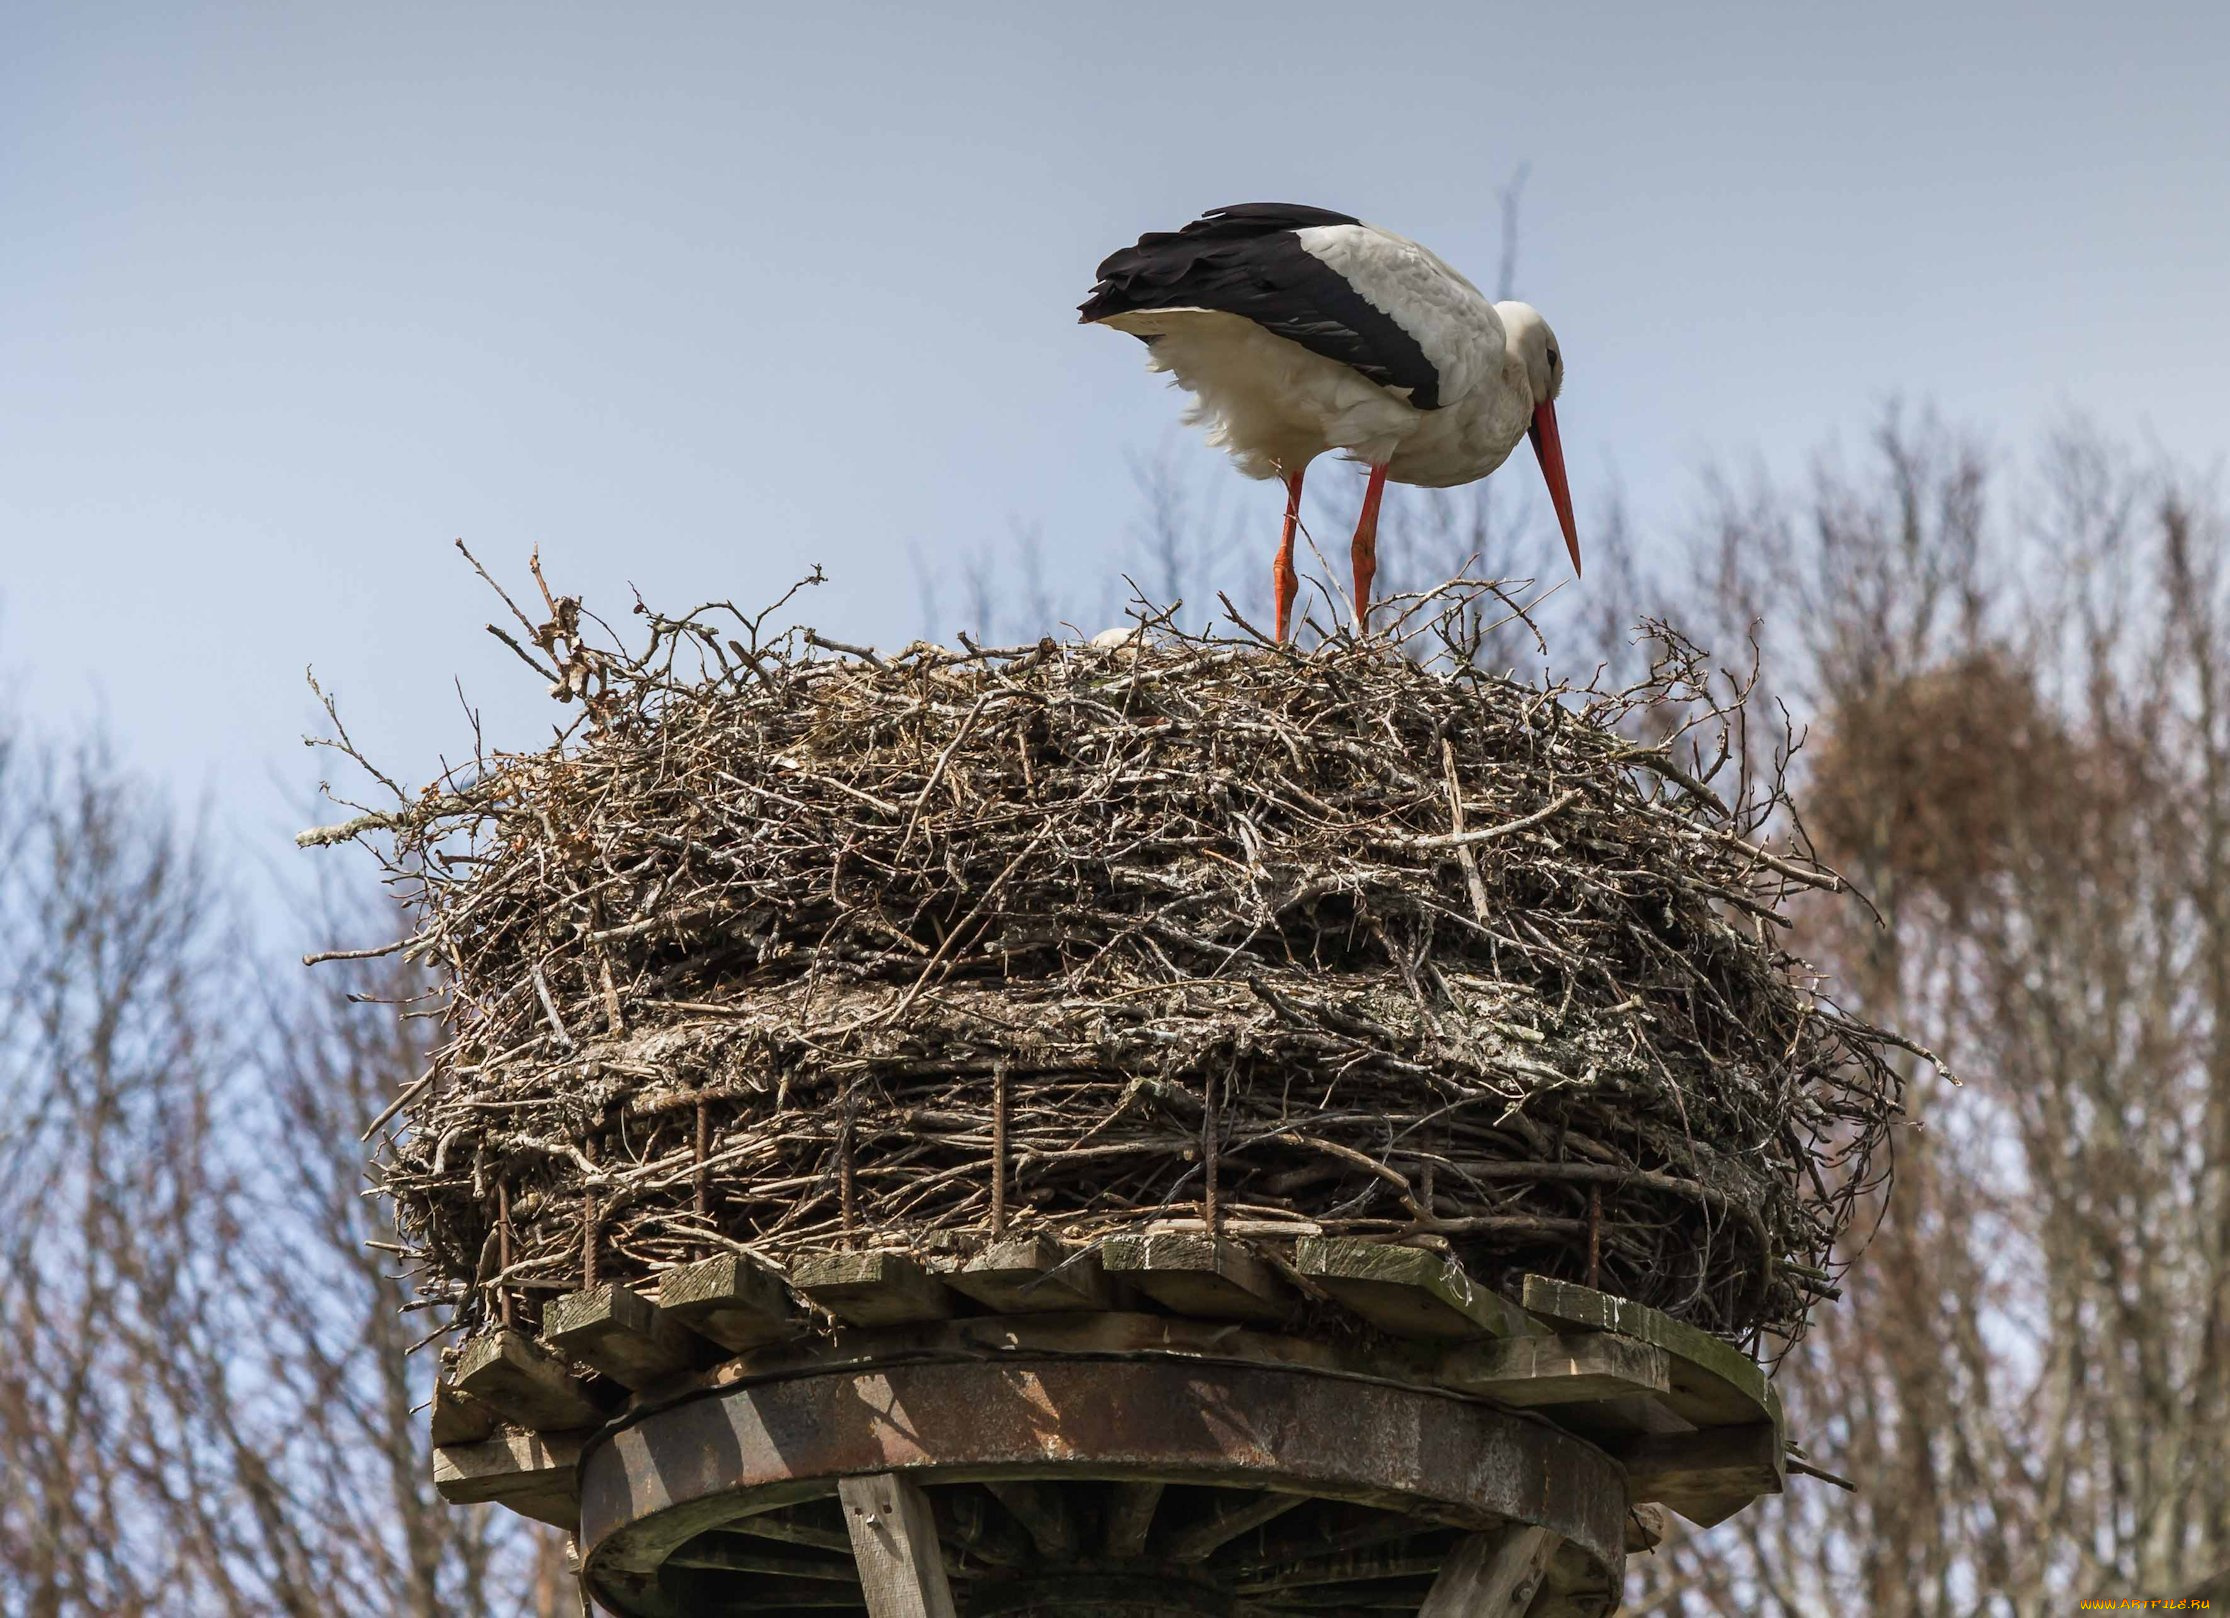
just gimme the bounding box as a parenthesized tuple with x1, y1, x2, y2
(1527, 400, 1582, 578)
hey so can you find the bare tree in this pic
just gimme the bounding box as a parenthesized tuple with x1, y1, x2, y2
(0, 739, 568, 1615)
(1627, 421, 2230, 1615)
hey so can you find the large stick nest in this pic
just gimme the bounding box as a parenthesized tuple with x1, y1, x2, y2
(308, 564, 1918, 1347)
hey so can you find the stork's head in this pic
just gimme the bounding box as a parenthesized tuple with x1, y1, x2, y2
(1496, 301, 1581, 578)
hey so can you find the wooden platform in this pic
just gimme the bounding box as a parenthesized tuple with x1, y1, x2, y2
(433, 1240, 1793, 1617)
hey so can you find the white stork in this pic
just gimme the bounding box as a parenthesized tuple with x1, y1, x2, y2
(1080, 203, 1580, 639)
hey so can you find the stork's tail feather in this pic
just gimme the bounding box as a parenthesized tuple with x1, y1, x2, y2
(1077, 203, 1360, 323)
(1077, 204, 1442, 411)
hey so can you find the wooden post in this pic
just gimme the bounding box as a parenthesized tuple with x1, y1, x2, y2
(838, 1473, 958, 1618)
(1417, 1524, 1560, 1618)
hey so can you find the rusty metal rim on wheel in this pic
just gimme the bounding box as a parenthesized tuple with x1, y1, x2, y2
(579, 1354, 1626, 1617)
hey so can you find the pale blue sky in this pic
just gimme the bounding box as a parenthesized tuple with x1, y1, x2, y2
(4, 1, 2226, 906)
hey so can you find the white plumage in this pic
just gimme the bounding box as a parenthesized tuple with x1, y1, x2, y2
(1082, 205, 1579, 638)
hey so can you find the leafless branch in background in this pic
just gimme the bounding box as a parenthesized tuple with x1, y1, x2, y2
(0, 745, 571, 1616)
(1625, 419, 2230, 1614)
(1125, 439, 1243, 626)
(1495, 162, 1531, 302)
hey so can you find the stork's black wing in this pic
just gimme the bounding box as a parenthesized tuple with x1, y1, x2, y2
(1078, 203, 1444, 409)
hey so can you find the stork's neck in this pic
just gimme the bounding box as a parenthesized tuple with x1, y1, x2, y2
(1493, 301, 1558, 408)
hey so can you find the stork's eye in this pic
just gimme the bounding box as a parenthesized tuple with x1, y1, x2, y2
(1547, 349, 1559, 368)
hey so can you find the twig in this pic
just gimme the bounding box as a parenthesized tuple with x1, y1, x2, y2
(901, 693, 989, 848)
(303, 938, 408, 967)
(1386, 789, 1582, 851)
(1442, 737, 1490, 922)
(531, 965, 574, 1049)
(1787, 1457, 1859, 1493)
(804, 630, 886, 666)
(360, 1066, 437, 1142)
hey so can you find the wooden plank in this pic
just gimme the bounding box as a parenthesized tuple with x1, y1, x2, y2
(669, 1590, 865, 1610)
(1519, 1275, 1778, 1431)
(454, 1328, 606, 1432)
(433, 1430, 583, 1528)
(1416, 1524, 1559, 1618)
(700, 1308, 1441, 1392)
(1102, 1481, 1164, 1559)
(544, 1283, 709, 1389)
(429, 1378, 499, 1447)
(723, 1511, 856, 1556)
(1244, 1576, 1441, 1608)
(1234, 1504, 1443, 1577)
(723, 1514, 978, 1587)
(1545, 1393, 1698, 1452)
(1620, 1421, 1784, 1528)
(839, 1472, 960, 1618)
(1099, 1234, 1292, 1324)
(666, 1541, 861, 1580)
(983, 1480, 1080, 1560)
(1295, 1238, 1533, 1340)
(1236, 1548, 1449, 1593)
(943, 1233, 1112, 1313)
(660, 1254, 799, 1352)
(1162, 1489, 1309, 1564)
(1438, 1331, 1672, 1407)
(793, 1252, 954, 1328)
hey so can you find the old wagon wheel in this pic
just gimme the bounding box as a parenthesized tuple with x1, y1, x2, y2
(577, 1355, 1628, 1618)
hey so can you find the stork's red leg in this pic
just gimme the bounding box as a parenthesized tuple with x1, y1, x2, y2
(1351, 462, 1390, 633)
(1272, 465, 1306, 641)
